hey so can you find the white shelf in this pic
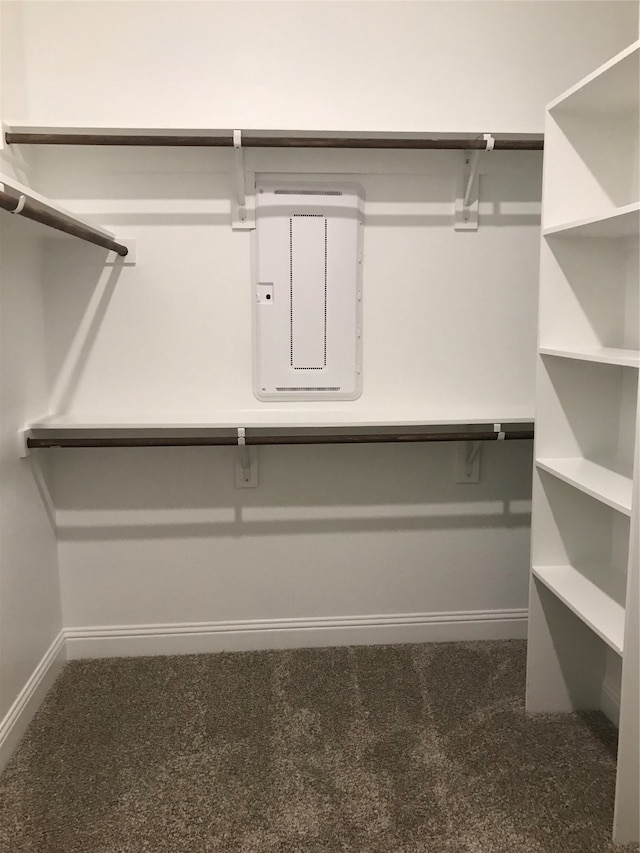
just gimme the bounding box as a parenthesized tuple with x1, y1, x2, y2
(536, 457, 633, 515)
(532, 564, 626, 654)
(4, 123, 545, 143)
(539, 347, 640, 368)
(544, 203, 640, 239)
(548, 40, 639, 116)
(28, 411, 536, 431)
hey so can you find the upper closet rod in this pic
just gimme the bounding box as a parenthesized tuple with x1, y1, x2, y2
(5, 132, 544, 150)
(27, 428, 534, 449)
(0, 185, 128, 256)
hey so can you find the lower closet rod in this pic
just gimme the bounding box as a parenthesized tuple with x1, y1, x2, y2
(27, 430, 534, 449)
(0, 186, 129, 256)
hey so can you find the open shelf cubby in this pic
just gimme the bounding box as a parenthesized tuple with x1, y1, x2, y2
(543, 41, 639, 228)
(535, 357, 637, 488)
(532, 469, 629, 653)
(539, 230, 638, 355)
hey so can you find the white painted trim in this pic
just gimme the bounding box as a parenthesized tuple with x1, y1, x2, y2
(601, 676, 622, 727)
(64, 609, 528, 659)
(0, 631, 66, 774)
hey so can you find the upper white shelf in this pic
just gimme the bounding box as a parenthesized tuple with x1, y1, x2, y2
(4, 124, 545, 145)
(536, 457, 633, 516)
(539, 347, 640, 369)
(532, 563, 626, 655)
(548, 40, 639, 116)
(543, 203, 640, 239)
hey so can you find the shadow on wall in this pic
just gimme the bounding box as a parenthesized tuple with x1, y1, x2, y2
(49, 440, 534, 541)
(43, 242, 127, 416)
(551, 110, 636, 209)
(54, 506, 533, 543)
(35, 146, 544, 230)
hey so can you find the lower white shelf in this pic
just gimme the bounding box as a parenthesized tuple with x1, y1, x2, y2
(536, 457, 633, 515)
(539, 347, 640, 368)
(27, 412, 536, 430)
(543, 203, 640, 239)
(532, 564, 626, 655)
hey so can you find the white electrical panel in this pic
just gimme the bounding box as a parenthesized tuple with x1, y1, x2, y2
(253, 183, 364, 401)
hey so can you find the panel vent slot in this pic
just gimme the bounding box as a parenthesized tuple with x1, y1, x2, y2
(275, 189, 342, 196)
(276, 387, 341, 392)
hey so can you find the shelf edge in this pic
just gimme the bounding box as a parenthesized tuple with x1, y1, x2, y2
(536, 458, 633, 516)
(532, 565, 625, 655)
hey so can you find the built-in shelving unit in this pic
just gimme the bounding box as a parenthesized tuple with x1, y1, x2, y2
(526, 40, 639, 845)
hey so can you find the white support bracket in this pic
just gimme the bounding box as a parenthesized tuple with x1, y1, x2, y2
(235, 427, 258, 488)
(455, 440, 481, 483)
(19, 427, 33, 459)
(231, 131, 255, 231)
(494, 422, 506, 441)
(454, 133, 494, 231)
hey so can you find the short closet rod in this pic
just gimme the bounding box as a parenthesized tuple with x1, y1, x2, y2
(0, 186, 128, 256)
(5, 133, 544, 151)
(27, 429, 534, 449)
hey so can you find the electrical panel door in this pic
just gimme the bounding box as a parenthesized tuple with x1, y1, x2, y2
(254, 184, 364, 401)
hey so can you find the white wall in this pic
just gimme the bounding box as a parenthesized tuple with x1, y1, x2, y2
(0, 218, 63, 719)
(4, 1, 638, 134)
(0, 1, 64, 766)
(34, 142, 540, 647)
(56, 439, 534, 656)
(34, 146, 542, 423)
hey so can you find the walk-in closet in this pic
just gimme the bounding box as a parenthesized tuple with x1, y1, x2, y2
(0, 2, 638, 850)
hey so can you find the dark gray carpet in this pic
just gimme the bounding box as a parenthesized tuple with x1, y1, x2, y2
(0, 641, 637, 853)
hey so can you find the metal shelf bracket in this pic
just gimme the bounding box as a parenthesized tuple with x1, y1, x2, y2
(235, 427, 258, 487)
(454, 133, 495, 231)
(232, 131, 255, 231)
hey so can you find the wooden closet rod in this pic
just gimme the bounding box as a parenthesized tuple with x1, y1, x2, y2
(5, 132, 544, 151)
(0, 186, 129, 256)
(27, 429, 534, 449)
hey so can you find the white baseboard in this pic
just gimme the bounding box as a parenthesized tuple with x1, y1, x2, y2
(601, 677, 621, 727)
(65, 609, 528, 659)
(0, 631, 66, 774)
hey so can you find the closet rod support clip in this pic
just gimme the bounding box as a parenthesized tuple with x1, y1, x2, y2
(10, 193, 26, 214)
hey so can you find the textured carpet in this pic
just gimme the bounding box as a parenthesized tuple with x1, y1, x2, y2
(0, 641, 637, 853)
